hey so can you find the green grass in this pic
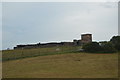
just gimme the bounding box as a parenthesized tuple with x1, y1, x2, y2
(2, 52, 118, 78)
(2, 46, 80, 61)
(2, 46, 118, 78)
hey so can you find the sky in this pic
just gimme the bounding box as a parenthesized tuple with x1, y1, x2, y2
(0, 2, 2, 50)
(2, 2, 118, 50)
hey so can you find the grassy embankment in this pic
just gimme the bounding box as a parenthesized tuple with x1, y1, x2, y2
(2, 46, 118, 78)
(2, 46, 80, 61)
(2, 52, 118, 78)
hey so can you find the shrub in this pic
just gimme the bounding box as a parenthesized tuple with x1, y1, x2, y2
(101, 42, 116, 53)
(82, 42, 102, 53)
(110, 36, 120, 51)
(82, 42, 116, 53)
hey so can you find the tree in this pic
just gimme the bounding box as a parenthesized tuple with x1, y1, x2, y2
(110, 36, 120, 51)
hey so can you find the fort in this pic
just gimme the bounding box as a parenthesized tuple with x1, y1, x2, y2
(14, 34, 92, 49)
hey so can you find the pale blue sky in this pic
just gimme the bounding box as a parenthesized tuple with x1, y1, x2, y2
(2, 2, 118, 50)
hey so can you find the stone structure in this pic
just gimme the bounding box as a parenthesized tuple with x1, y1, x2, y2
(14, 34, 92, 49)
(81, 34, 92, 44)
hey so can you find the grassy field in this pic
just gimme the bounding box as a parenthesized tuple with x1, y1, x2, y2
(2, 46, 80, 61)
(2, 52, 118, 78)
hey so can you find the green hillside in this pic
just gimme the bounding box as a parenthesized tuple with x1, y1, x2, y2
(2, 46, 80, 61)
(2, 52, 118, 78)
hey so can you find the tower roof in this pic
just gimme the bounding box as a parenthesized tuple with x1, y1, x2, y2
(81, 34, 92, 36)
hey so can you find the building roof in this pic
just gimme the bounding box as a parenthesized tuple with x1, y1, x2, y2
(81, 34, 92, 36)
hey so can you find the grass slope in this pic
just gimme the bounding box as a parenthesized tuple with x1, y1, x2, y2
(2, 46, 80, 61)
(2, 52, 118, 78)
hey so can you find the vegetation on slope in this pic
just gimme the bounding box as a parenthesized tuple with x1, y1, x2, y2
(2, 53, 118, 78)
(82, 42, 116, 53)
(82, 36, 120, 53)
(2, 46, 81, 61)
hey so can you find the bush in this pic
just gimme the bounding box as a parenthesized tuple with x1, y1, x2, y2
(101, 42, 116, 53)
(82, 42, 102, 53)
(110, 36, 120, 51)
(82, 42, 116, 53)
